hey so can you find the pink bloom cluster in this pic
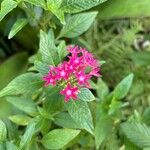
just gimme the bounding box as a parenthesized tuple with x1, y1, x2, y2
(43, 46, 100, 102)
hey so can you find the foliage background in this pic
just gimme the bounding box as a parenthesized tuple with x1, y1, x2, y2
(0, 0, 150, 150)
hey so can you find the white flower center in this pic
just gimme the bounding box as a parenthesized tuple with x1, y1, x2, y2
(70, 66, 73, 69)
(60, 70, 66, 76)
(75, 59, 79, 63)
(79, 76, 85, 81)
(66, 90, 72, 95)
(50, 79, 54, 82)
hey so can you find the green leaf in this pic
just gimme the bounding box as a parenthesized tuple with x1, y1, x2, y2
(78, 88, 95, 101)
(59, 11, 98, 38)
(24, 0, 46, 9)
(0, 120, 7, 142)
(65, 100, 94, 134)
(125, 138, 141, 150)
(97, 78, 109, 101)
(6, 141, 19, 150)
(39, 30, 59, 65)
(108, 99, 121, 115)
(0, 73, 43, 98)
(43, 88, 64, 115)
(47, 0, 65, 24)
(95, 115, 112, 149)
(54, 112, 82, 129)
(8, 18, 28, 39)
(0, 52, 28, 119)
(121, 122, 150, 148)
(0, 0, 17, 22)
(34, 61, 49, 75)
(28, 140, 40, 150)
(20, 121, 35, 149)
(60, 0, 106, 13)
(143, 107, 150, 125)
(113, 73, 134, 99)
(0, 52, 28, 90)
(37, 107, 53, 120)
(57, 40, 68, 61)
(42, 129, 80, 149)
(7, 96, 37, 116)
(98, 0, 150, 19)
(4, 120, 19, 140)
(34, 116, 50, 135)
(8, 115, 31, 126)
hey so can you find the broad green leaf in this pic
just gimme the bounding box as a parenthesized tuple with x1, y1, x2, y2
(143, 107, 150, 126)
(0, 120, 7, 142)
(0, 52, 28, 90)
(7, 96, 37, 116)
(34, 61, 49, 75)
(20, 121, 35, 149)
(97, 78, 109, 101)
(8, 18, 28, 39)
(44, 88, 64, 115)
(98, 0, 150, 19)
(108, 99, 121, 115)
(0, 73, 43, 98)
(28, 140, 40, 150)
(59, 11, 98, 38)
(6, 142, 19, 150)
(0, 53, 27, 119)
(34, 116, 51, 135)
(125, 138, 141, 150)
(24, 0, 46, 9)
(57, 40, 68, 61)
(37, 107, 53, 120)
(54, 112, 82, 129)
(89, 80, 98, 90)
(39, 30, 59, 65)
(113, 73, 134, 99)
(42, 129, 80, 149)
(47, 0, 65, 24)
(78, 88, 95, 101)
(8, 115, 31, 126)
(0, 0, 17, 22)
(122, 122, 150, 148)
(4, 120, 19, 140)
(95, 115, 112, 149)
(60, 0, 107, 13)
(65, 100, 94, 134)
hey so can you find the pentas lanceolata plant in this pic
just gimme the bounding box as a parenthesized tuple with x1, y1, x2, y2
(43, 46, 100, 102)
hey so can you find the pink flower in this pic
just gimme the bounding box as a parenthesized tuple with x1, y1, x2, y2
(75, 71, 91, 87)
(60, 84, 79, 102)
(42, 74, 56, 86)
(67, 46, 81, 55)
(68, 54, 83, 67)
(90, 68, 100, 77)
(55, 63, 69, 80)
(82, 50, 99, 68)
(42, 45, 100, 102)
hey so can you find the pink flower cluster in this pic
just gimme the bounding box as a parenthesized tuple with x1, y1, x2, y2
(43, 46, 100, 102)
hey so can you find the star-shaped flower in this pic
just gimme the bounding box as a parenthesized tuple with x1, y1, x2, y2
(60, 84, 79, 102)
